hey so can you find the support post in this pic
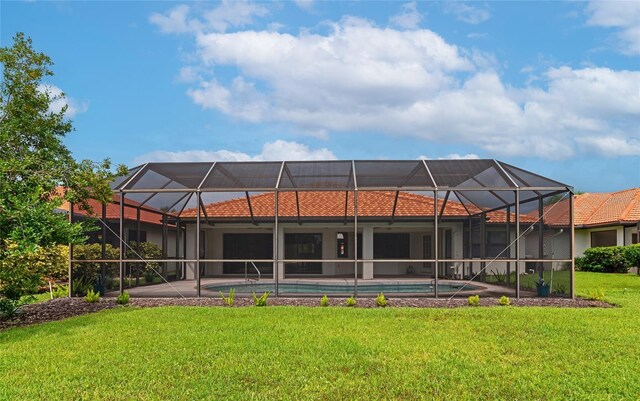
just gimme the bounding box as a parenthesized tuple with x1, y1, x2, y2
(119, 193, 124, 295)
(538, 196, 544, 283)
(196, 192, 201, 297)
(434, 190, 439, 298)
(101, 203, 107, 293)
(136, 206, 141, 286)
(515, 189, 521, 299)
(569, 190, 575, 299)
(274, 190, 279, 297)
(506, 206, 511, 286)
(354, 190, 358, 298)
(68, 202, 74, 297)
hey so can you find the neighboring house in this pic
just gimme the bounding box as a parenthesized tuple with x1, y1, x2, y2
(57, 193, 180, 255)
(573, 188, 640, 257)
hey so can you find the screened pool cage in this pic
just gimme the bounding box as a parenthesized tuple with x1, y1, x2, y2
(68, 160, 575, 299)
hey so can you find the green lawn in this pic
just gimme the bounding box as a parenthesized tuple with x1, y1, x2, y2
(1, 273, 640, 400)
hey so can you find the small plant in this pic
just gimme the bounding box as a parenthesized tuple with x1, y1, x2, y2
(320, 294, 329, 307)
(498, 295, 511, 306)
(52, 284, 69, 298)
(468, 295, 480, 306)
(553, 282, 568, 295)
(490, 269, 506, 284)
(72, 277, 93, 297)
(0, 298, 26, 318)
(116, 291, 130, 305)
(586, 287, 606, 301)
(220, 288, 236, 306)
(376, 292, 387, 307)
(345, 296, 357, 307)
(253, 291, 270, 307)
(144, 270, 155, 284)
(84, 289, 101, 303)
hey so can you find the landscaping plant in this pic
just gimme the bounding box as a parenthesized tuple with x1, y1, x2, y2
(498, 295, 511, 306)
(468, 295, 480, 306)
(320, 295, 329, 307)
(52, 284, 68, 299)
(252, 291, 270, 307)
(220, 289, 236, 306)
(116, 291, 130, 305)
(376, 292, 387, 307)
(84, 289, 100, 303)
(345, 296, 357, 307)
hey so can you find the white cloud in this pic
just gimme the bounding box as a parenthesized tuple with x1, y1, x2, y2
(576, 136, 640, 157)
(389, 1, 423, 30)
(586, 0, 640, 55)
(38, 84, 88, 118)
(444, 2, 490, 24)
(293, 0, 314, 11)
(133, 140, 337, 164)
(149, 1, 268, 34)
(154, 9, 640, 159)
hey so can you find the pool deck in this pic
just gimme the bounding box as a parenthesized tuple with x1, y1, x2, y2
(109, 277, 528, 298)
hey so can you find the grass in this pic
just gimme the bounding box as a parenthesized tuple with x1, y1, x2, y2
(1, 272, 640, 400)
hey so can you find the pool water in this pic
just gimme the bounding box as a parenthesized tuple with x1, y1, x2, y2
(204, 282, 480, 294)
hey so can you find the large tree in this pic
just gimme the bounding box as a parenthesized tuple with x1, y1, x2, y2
(0, 33, 125, 308)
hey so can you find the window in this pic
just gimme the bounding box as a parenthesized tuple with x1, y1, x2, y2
(486, 231, 508, 258)
(337, 232, 348, 258)
(285, 234, 322, 274)
(127, 229, 147, 244)
(374, 233, 410, 259)
(223, 234, 273, 274)
(591, 230, 617, 248)
(631, 232, 638, 245)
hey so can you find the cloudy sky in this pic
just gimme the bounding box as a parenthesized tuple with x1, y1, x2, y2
(3, 1, 639, 191)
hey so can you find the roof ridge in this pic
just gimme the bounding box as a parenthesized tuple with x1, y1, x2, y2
(619, 188, 640, 222)
(576, 192, 610, 225)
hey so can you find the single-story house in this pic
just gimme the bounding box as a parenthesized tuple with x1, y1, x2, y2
(573, 188, 640, 256)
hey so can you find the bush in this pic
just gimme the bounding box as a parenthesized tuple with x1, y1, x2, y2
(253, 291, 270, 307)
(52, 284, 68, 298)
(0, 298, 27, 318)
(498, 295, 510, 306)
(623, 244, 640, 268)
(345, 296, 357, 307)
(577, 245, 636, 273)
(116, 291, 130, 305)
(376, 292, 387, 307)
(84, 289, 100, 303)
(468, 295, 480, 306)
(72, 276, 93, 297)
(320, 295, 329, 307)
(220, 289, 236, 306)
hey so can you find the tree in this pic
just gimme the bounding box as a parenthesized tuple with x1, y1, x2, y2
(0, 33, 126, 312)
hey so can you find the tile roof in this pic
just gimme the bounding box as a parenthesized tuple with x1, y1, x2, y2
(573, 188, 640, 227)
(181, 191, 533, 223)
(58, 194, 168, 227)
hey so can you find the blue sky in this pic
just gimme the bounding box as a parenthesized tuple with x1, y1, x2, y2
(2, 0, 639, 192)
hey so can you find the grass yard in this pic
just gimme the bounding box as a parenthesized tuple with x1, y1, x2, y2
(1, 272, 640, 400)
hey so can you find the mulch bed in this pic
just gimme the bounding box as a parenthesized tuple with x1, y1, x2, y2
(0, 296, 613, 331)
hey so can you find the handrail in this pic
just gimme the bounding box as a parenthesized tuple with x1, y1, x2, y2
(244, 261, 261, 282)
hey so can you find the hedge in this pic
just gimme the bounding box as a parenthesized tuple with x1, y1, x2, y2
(576, 244, 640, 273)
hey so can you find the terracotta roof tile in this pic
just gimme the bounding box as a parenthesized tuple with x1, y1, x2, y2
(574, 188, 640, 227)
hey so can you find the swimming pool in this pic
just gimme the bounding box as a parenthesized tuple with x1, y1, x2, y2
(204, 281, 481, 295)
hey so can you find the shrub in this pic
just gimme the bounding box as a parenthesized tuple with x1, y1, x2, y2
(623, 244, 640, 268)
(586, 288, 606, 301)
(498, 295, 511, 306)
(84, 289, 100, 303)
(468, 295, 480, 306)
(52, 284, 68, 298)
(376, 292, 387, 307)
(116, 291, 130, 305)
(220, 289, 236, 306)
(253, 291, 270, 307)
(72, 276, 93, 297)
(345, 296, 357, 307)
(320, 295, 329, 307)
(0, 298, 27, 318)
(578, 245, 631, 273)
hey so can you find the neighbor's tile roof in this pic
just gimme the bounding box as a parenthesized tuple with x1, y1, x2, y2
(58, 194, 168, 226)
(573, 188, 640, 227)
(181, 191, 528, 223)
